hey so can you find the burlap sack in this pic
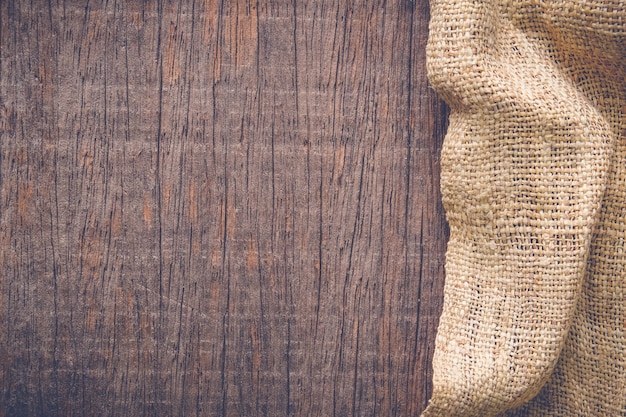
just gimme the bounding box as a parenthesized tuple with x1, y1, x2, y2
(422, 1, 625, 416)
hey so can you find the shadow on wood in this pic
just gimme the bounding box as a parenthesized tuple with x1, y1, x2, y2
(0, 1, 448, 416)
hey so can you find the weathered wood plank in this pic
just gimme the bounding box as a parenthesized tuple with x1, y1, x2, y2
(0, 1, 448, 416)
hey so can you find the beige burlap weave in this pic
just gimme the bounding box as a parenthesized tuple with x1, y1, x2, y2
(422, 1, 625, 416)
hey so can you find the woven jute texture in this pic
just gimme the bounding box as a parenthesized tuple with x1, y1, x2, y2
(423, 1, 625, 416)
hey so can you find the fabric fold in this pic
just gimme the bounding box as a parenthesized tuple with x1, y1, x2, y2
(423, 1, 625, 415)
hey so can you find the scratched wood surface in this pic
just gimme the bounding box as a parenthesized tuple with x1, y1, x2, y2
(0, 1, 448, 416)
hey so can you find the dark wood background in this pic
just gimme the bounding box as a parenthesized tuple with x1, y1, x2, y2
(0, 1, 448, 416)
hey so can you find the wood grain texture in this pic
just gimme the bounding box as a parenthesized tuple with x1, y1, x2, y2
(0, 1, 449, 416)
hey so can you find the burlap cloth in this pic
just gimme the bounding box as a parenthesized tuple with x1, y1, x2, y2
(423, 1, 625, 416)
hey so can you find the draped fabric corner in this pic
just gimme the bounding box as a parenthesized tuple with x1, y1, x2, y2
(423, 1, 625, 416)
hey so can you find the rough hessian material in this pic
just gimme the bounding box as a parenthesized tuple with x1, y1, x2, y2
(423, 0, 625, 415)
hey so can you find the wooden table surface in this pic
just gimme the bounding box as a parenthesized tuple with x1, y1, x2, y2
(0, 1, 448, 415)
